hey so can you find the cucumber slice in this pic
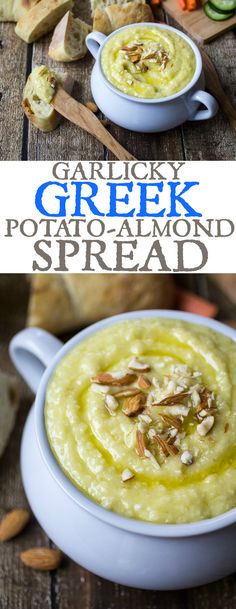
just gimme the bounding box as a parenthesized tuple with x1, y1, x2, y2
(204, 2, 234, 19)
(208, 0, 235, 11)
(208, 0, 236, 11)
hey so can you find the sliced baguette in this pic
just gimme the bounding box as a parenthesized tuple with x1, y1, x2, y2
(22, 65, 74, 131)
(27, 274, 175, 335)
(0, 0, 41, 22)
(90, 0, 145, 16)
(93, 1, 153, 34)
(15, 0, 73, 43)
(49, 11, 91, 61)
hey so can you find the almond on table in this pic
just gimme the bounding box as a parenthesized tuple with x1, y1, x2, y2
(20, 548, 62, 571)
(0, 509, 30, 542)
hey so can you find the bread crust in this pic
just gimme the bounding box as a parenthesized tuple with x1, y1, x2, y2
(27, 274, 175, 334)
(0, 0, 40, 22)
(90, 0, 145, 16)
(48, 10, 91, 61)
(93, 1, 154, 34)
(22, 67, 74, 132)
(15, 0, 73, 43)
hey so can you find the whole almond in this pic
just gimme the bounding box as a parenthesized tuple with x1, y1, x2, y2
(0, 509, 30, 542)
(86, 101, 98, 113)
(123, 392, 146, 417)
(20, 548, 62, 571)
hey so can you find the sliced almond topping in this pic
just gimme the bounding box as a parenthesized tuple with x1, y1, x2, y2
(121, 468, 134, 482)
(136, 430, 145, 457)
(160, 414, 182, 430)
(153, 391, 190, 407)
(120, 45, 139, 52)
(197, 388, 214, 413)
(144, 449, 160, 469)
(128, 358, 150, 373)
(154, 405, 190, 417)
(181, 450, 194, 465)
(191, 389, 201, 407)
(105, 394, 118, 415)
(139, 413, 152, 424)
(143, 51, 157, 60)
(147, 428, 156, 440)
(197, 415, 214, 437)
(140, 62, 148, 73)
(114, 388, 141, 398)
(130, 54, 141, 63)
(137, 375, 151, 390)
(91, 372, 136, 386)
(123, 392, 146, 417)
(152, 435, 179, 456)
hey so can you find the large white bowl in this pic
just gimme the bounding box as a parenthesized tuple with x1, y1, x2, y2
(10, 310, 236, 589)
(86, 23, 218, 133)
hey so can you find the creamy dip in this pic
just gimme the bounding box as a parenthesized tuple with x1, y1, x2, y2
(101, 26, 196, 99)
(45, 319, 236, 524)
(31, 66, 57, 103)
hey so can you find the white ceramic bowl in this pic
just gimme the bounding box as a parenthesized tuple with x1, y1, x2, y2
(10, 310, 236, 590)
(86, 23, 218, 133)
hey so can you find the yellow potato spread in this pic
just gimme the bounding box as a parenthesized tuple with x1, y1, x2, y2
(101, 26, 196, 99)
(45, 318, 236, 524)
(31, 66, 57, 104)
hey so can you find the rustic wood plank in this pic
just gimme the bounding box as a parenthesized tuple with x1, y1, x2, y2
(181, 29, 236, 160)
(27, 0, 104, 161)
(0, 276, 52, 609)
(164, 0, 236, 43)
(0, 24, 28, 161)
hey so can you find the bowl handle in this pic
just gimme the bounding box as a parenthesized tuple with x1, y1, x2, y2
(86, 31, 107, 59)
(9, 328, 62, 394)
(189, 90, 219, 121)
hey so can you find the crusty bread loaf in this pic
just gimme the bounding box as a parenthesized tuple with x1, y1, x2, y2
(49, 10, 91, 61)
(27, 274, 175, 335)
(0, 370, 18, 458)
(93, 2, 153, 34)
(90, 0, 145, 16)
(22, 65, 74, 131)
(0, 0, 41, 22)
(15, 0, 73, 43)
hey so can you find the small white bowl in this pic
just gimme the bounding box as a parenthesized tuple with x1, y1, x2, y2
(86, 23, 218, 133)
(10, 310, 236, 590)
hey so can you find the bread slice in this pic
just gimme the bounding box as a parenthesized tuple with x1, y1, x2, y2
(90, 0, 145, 16)
(0, 0, 40, 22)
(15, 0, 73, 43)
(0, 370, 18, 458)
(27, 274, 175, 335)
(93, 1, 153, 34)
(49, 11, 91, 61)
(22, 65, 74, 131)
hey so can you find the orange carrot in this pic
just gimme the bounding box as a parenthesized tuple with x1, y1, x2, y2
(177, 289, 218, 318)
(150, 0, 162, 5)
(177, 0, 187, 10)
(186, 0, 198, 10)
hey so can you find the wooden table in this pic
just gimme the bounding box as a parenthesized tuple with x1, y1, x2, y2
(1, 274, 236, 608)
(0, 1, 236, 162)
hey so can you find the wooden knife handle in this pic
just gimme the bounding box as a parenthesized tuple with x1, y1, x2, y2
(53, 88, 137, 161)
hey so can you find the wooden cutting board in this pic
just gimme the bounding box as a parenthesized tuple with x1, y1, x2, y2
(163, 0, 236, 42)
